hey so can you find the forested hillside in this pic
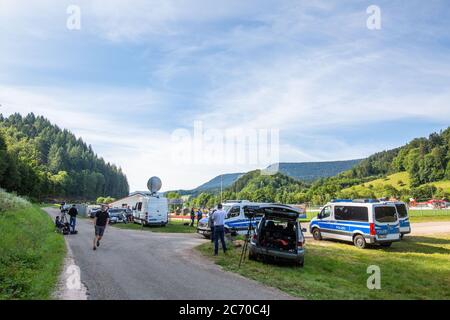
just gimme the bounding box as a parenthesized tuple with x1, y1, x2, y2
(0, 113, 129, 200)
(348, 128, 450, 184)
(266, 159, 362, 181)
(187, 170, 308, 208)
(172, 172, 243, 197)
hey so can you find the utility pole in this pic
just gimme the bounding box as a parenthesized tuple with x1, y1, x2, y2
(220, 174, 223, 203)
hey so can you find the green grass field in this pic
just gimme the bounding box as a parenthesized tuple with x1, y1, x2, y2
(0, 205, 66, 299)
(113, 219, 197, 233)
(343, 171, 450, 194)
(197, 234, 450, 299)
(408, 209, 450, 222)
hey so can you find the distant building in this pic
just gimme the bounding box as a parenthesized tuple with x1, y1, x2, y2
(109, 191, 157, 209)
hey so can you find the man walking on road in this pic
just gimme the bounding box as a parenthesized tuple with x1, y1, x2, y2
(68, 204, 78, 233)
(93, 204, 109, 251)
(212, 204, 227, 256)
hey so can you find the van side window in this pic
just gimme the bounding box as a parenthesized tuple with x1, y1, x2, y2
(320, 206, 331, 219)
(227, 206, 241, 219)
(335, 206, 368, 222)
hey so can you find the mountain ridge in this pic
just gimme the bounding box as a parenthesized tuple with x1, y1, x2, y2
(167, 159, 362, 196)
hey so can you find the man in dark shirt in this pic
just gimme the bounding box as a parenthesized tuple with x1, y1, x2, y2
(68, 204, 78, 233)
(93, 204, 110, 251)
(190, 208, 195, 227)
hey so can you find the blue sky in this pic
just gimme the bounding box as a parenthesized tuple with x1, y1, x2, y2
(1, 0, 449, 191)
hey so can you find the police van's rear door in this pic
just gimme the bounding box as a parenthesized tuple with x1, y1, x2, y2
(394, 203, 410, 233)
(373, 205, 400, 240)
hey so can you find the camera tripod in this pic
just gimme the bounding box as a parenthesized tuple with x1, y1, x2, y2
(60, 208, 69, 224)
(238, 214, 255, 268)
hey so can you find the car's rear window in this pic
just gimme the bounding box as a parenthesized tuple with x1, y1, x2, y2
(374, 206, 397, 223)
(109, 209, 125, 213)
(394, 204, 408, 218)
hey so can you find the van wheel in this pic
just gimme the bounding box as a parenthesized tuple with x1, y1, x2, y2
(400, 234, 404, 239)
(297, 260, 304, 268)
(353, 235, 367, 249)
(380, 242, 392, 248)
(312, 228, 322, 240)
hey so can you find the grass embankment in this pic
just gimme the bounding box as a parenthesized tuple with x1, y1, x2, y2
(343, 171, 450, 194)
(197, 234, 450, 299)
(0, 190, 65, 299)
(112, 219, 197, 233)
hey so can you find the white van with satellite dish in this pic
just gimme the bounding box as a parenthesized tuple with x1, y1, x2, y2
(132, 176, 169, 226)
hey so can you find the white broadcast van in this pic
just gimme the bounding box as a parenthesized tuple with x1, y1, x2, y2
(132, 176, 169, 226)
(132, 193, 168, 226)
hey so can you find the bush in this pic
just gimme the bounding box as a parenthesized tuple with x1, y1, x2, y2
(0, 189, 31, 212)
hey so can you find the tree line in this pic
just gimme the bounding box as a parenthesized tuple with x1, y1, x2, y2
(0, 113, 129, 201)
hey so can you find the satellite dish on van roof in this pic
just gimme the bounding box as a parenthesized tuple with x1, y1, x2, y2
(147, 176, 162, 194)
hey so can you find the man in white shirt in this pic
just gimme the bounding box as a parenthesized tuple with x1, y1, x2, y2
(212, 203, 227, 255)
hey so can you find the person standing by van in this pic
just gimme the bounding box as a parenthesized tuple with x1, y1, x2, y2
(93, 204, 110, 251)
(212, 204, 227, 256)
(196, 208, 203, 227)
(68, 204, 78, 233)
(190, 208, 195, 227)
(208, 209, 216, 243)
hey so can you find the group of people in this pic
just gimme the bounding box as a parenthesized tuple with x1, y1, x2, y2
(57, 201, 228, 256)
(189, 205, 228, 255)
(56, 202, 111, 251)
(190, 207, 204, 227)
(57, 203, 79, 234)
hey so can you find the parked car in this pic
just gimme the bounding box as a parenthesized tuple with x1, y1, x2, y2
(108, 208, 128, 224)
(248, 204, 306, 267)
(89, 206, 101, 218)
(197, 200, 306, 238)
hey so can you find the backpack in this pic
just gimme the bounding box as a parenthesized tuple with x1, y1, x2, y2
(62, 223, 70, 235)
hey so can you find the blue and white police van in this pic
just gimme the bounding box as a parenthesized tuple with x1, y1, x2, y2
(388, 201, 411, 238)
(309, 199, 401, 249)
(197, 200, 306, 238)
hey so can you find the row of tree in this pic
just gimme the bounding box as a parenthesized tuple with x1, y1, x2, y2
(0, 113, 129, 201)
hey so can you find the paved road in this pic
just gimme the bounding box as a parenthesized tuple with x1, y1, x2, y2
(408, 221, 450, 235)
(45, 208, 293, 300)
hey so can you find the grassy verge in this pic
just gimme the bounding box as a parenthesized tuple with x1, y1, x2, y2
(196, 234, 450, 299)
(112, 219, 197, 233)
(0, 204, 66, 299)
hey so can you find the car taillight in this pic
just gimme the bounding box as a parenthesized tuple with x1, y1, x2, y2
(252, 234, 257, 241)
(370, 223, 376, 235)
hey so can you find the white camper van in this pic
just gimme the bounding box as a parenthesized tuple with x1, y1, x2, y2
(133, 194, 168, 226)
